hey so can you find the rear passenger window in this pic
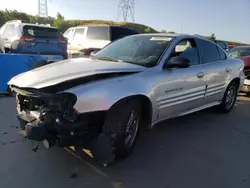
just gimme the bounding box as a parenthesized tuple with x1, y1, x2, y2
(197, 39, 221, 63)
(86, 26, 109, 40)
(73, 28, 85, 40)
(217, 46, 227, 60)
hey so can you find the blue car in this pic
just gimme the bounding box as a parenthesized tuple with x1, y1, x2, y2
(0, 20, 67, 59)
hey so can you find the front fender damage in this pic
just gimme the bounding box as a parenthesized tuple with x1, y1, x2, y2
(10, 85, 119, 166)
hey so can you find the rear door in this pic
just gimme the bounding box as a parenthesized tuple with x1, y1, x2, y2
(196, 39, 228, 104)
(21, 25, 66, 56)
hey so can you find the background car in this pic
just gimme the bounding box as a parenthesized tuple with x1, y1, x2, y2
(228, 46, 250, 94)
(215, 40, 229, 51)
(0, 35, 5, 53)
(8, 34, 244, 165)
(63, 24, 139, 57)
(0, 20, 68, 59)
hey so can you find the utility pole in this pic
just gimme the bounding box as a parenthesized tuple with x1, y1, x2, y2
(38, 0, 48, 17)
(117, 0, 135, 22)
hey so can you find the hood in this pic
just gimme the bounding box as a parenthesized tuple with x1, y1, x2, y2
(8, 57, 146, 89)
(239, 56, 250, 68)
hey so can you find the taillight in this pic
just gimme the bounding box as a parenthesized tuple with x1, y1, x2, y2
(58, 37, 67, 44)
(19, 36, 35, 43)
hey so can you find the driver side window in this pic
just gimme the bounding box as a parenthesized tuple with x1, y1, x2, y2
(169, 38, 200, 66)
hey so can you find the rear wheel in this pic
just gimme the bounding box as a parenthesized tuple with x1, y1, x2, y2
(218, 81, 239, 113)
(102, 99, 141, 159)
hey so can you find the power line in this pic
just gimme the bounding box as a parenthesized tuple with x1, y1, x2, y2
(117, 0, 135, 22)
(38, 0, 48, 17)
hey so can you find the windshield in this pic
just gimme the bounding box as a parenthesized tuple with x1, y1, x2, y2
(228, 47, 250, 58)
(94, 35, 173, 67)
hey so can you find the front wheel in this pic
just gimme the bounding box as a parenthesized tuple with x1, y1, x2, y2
(102, 99, 142, 159)
(218, 81, 239, 113)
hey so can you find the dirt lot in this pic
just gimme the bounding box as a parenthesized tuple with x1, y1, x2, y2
(0, 96, 250, 188)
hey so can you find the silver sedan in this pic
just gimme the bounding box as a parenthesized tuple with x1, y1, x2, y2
(8, 33, 245, 165)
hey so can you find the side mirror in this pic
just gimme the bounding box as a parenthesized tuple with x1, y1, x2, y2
(164, 56, 190, 69)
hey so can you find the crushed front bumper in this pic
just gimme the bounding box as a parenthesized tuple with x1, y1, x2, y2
(11, 86, 94, 148)
(10, 86, 115, 165)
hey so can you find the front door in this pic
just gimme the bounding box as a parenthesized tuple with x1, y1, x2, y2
(157, 38, 206, 120)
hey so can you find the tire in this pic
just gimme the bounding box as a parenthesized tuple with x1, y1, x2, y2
(102, 99, 142, 159)
(218, 81, 239, 113)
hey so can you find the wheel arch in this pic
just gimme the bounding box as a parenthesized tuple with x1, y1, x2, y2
(109, 94, 153, 128)
(231, 77, 240, 85)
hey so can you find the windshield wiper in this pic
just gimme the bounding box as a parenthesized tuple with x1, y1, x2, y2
(93, 56, 121, 62)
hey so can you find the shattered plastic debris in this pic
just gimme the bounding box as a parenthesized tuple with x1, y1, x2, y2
(31, 141, 39, 152)
(91, 133, 115, 166)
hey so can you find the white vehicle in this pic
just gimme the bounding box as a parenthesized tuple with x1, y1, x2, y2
(0, 36, 5, 53)
(63, 25, 138, 57)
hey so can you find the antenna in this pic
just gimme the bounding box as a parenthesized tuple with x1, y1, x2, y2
(38, 0, 48, 17)
(117, 0, 135, 22)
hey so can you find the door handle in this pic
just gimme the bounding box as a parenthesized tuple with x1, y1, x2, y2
(197, 72, 205, 79)
(225, 67, 231, 73)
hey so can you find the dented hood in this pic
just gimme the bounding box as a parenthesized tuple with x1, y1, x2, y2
(8, 57, 146, 89)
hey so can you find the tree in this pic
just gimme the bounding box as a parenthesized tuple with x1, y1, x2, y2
(208, 33, 216, 41)
(53, 12, 67, 31)
(161, 29, 167, 33)
(145, 26, 152, 33)
(56, 12, 64, 21)
(167, 31, 175, 34)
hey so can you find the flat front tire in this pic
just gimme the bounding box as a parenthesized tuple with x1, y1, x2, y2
(102, 99, 141, 159)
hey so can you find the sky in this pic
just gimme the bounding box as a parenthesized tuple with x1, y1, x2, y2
(1, 0, 250, 43)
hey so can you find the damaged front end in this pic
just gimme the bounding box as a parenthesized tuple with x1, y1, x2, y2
(13, 86, 92, 146)
(11, 85, 116, 165)
(11, 86, 114, 162)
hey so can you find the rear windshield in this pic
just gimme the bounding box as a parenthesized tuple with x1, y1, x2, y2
(23, 26, 62, 39)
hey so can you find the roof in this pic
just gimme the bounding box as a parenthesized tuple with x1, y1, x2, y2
(134, 32, 205, 39)
(76, 24, 110, 27)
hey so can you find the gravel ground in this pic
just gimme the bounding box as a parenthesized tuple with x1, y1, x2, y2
(0, 96, 250, 188)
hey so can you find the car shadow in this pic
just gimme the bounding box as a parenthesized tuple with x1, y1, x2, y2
(59, 96, 250, 188)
